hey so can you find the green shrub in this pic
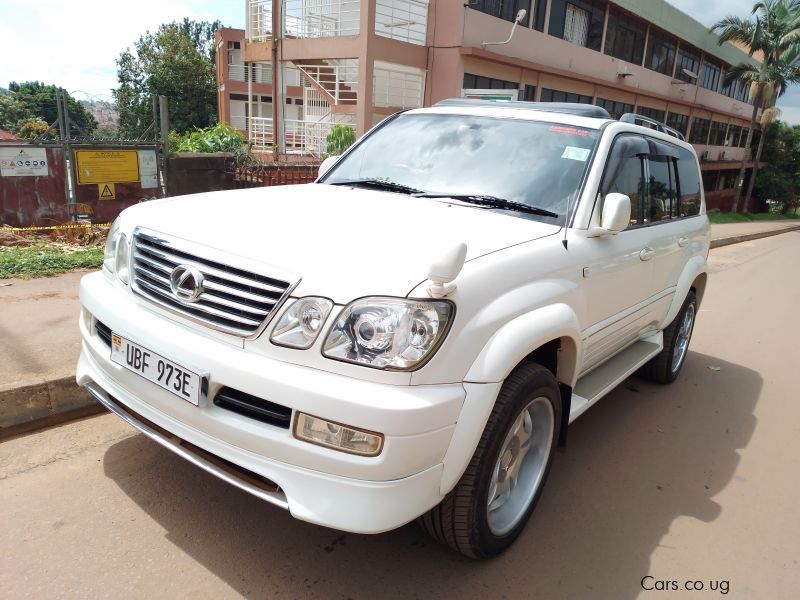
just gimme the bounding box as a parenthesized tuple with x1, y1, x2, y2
(170, 122, 249, 154)
(325, 124, 355, 158)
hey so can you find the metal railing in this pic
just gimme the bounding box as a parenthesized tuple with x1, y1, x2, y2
(227, 63, 273, 84)
(375, 0, 429, 45)
(247, 0, 273, 42)
(283, 0, 360, 38)
(248, 117, 275, 148)
(373, 63, 425, 108)
(296, 62, 358, 104)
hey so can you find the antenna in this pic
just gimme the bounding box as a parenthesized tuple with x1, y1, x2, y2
(562, 191, 571, 250)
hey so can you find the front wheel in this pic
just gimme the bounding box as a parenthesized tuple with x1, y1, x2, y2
(419, 363, 561, 559)
(644, 290, 697, 384)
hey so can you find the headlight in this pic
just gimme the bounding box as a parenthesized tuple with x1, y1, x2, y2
(115, 233, 129, 284)
(103, 219, 121, 275)
(322, 297, 453, 370)
(270, 297, 333, 348)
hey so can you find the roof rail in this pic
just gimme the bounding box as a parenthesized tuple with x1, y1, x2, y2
(435, 98, 612, 119)
(619, 113, 686, 141)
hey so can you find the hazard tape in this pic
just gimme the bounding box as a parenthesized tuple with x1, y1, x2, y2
(3, 223, 112, 232)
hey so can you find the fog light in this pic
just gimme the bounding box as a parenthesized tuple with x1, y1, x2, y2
(294, 413, 383, 456)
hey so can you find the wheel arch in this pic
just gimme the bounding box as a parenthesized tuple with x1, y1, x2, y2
(661, 256, 707, 328)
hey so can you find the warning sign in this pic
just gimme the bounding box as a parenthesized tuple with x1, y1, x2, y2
(98, 183, 116, 200)
(0, 147, 49, 177)
(75, 150, 139, 184)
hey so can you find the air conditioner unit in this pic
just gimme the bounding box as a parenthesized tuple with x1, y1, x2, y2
(701, 151, 710, 161)
(719, 151, 728, 160)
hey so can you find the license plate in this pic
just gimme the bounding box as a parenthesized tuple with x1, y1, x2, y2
(111, 333, 202, 406)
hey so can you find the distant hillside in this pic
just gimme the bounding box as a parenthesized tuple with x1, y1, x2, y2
(80, 100, 119, 127)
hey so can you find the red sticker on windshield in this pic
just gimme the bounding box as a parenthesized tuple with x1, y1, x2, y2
(549, 125, 590, 137)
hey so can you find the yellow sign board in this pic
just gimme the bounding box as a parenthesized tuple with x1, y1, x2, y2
(75, 150, 140, 185)
(98, 183, 116, 200)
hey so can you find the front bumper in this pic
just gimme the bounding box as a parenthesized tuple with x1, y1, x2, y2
(77, 272, 468, 533)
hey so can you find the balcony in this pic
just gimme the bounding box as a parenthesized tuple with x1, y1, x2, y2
(283, 0, 360, 38)
(247, 0, 273, 42)
(239, 117, 352, 158)
(227, 63, 273, 84)
(375, 0, 429, 46)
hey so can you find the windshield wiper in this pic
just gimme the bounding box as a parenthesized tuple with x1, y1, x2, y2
(327, 178, 424, 195)
(414, 193, 559, 218)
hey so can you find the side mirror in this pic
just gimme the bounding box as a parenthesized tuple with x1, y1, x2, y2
(588, 193, 631, 237)
(318, 155, 339, 179)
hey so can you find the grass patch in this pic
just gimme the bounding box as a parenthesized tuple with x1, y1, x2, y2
(707, 209, 800, 224)
(0, 246, 104, 279)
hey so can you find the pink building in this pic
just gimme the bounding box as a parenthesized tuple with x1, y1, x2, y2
(224, 0, 762, 209)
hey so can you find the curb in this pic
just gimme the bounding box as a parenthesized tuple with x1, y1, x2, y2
(0, 377, 103, 440)
(710, 223, 800, 249)
(2, 222, 799, 439)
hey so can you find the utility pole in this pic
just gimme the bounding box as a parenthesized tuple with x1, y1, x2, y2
(60, 90, 76, 214)
(272, 0, 285, 160)
(55, 90, 74, 219)
(159, 95, 170, 197)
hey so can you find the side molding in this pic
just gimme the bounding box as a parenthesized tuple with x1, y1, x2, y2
(661, 256, 707, 328)
(465, 303, 583, 386)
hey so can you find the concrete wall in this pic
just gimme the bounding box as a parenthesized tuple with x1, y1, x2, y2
(167, 153, 233, 197)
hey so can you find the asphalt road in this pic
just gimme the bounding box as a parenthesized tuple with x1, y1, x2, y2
(2, 232, 799, 599)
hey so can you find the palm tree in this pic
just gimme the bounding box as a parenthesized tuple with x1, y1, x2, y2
(711, 0, 800, 212)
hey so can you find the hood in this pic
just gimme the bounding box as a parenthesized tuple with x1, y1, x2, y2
(120, 183, 559, 303)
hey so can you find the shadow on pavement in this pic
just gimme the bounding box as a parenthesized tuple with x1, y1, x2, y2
(103, 351, 759, 599)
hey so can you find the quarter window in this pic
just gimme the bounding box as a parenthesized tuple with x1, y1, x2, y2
(647, 157, 676, 223)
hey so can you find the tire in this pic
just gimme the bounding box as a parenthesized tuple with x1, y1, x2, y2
(643, 290, 697, 384)
(419, 363, 561, 559)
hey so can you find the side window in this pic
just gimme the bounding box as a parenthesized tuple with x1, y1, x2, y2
(646, 156, 676, 223)
(675, 148, 702, 216)
(605, 155, 645, 228)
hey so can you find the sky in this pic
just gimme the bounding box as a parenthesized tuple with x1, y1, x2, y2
(0, 0, 797, 123)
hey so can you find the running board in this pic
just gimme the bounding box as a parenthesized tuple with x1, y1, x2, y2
(569, 334, 663, 423)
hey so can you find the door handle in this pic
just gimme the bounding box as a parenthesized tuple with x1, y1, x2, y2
(678, 236, 690, 247)
(639, 247, 656, 261)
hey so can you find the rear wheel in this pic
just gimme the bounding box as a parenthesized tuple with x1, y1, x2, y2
(419, 363, 561, 559)
(644, 290, 697, 384)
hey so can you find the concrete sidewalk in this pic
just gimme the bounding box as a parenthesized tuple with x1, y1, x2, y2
(1, 219, 799, 438)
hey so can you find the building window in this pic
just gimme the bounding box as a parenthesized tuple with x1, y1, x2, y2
(541, 88, 592, 104)
(548, 0, 604, 51)
(534, 0, 548, 32)
(736, 80, 751, 102)
(463, 73, 518, 90)
(689, 117, 711, 145)
(740, 128, 750, 148)
(522, 85, 537, 101)
(471, 0, 530, 26)
(637, 106, 666, 123)
(604, 8, 646, 65)
(700, 59, 721, 91)
(645, 31, 677, 76)
(727, 124, 742, 147)
(667, 112, 689, 137)
(709, 121, 729, 146)
(676, 46, 701, 83)
(596, 98, 634, 119)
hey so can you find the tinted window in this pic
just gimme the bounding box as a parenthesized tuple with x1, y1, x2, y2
(647, 157, 676, 223)
(548, 0, 605, 50)
(676, 47, 700, 82)
(676, 147, 701, 216)
(709, 121, 728, 146)
(689, 117, 711, 145)
(463, 73, 518, 90)
(604, 9, 646, 65)
(603, 152, 645, 228)
(596, 98, 634, 120)
(471, 0, 530, 25)
(645, 31, 677, 75)
(740, 128, 750, 148)
(540, 88, 592, 104)
(700, 59, 721, 91)
(667, 112, 689, 137)
(637, 106, 666, 124)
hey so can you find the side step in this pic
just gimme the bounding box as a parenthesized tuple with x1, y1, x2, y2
(569, 334, 663, 423)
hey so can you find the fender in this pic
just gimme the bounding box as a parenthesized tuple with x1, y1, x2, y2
(465, 303, 583, 387)
(660, 256, 708, 328)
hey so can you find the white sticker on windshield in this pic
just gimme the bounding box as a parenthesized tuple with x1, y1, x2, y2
(562, 146, 591, 162)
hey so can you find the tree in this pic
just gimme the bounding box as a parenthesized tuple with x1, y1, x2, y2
(754, 120, 800, 212)
(0, 93, 30, 131)
(6, 82, 97, 135)
(711, 0, 800, 212)
(114, 20, 222, 138)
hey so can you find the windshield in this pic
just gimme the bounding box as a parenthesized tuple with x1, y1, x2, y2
(321, 113, 600, 222)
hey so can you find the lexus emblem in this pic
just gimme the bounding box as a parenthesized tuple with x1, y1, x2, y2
(169, 265, 204, 303)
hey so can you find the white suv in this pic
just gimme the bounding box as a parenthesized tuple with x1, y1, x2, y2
(77, 100, 709, 558)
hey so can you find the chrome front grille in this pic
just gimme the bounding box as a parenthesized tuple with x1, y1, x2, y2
(131, 230, 295, 337)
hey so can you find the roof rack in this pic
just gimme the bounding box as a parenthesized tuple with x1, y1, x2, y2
(434, 98, 612, 119)
(619, 113, 686, 141)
